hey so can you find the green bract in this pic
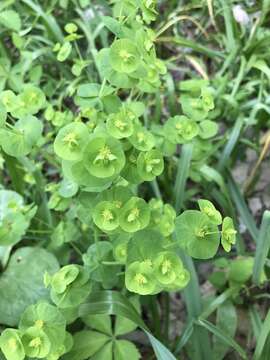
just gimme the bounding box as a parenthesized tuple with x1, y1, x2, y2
(54, 122, 89, 161)
(93, 201, 119, 232)
(119, 197, 150, 232)
(198, 199, 222, 225)
(106, 108, 134, 139)
(0, 190, 36, 246)
(110, 39, 140, 74)
(0, 116, 43, 157)
(45, 265, 91, 308)
(21, 327, 51, 358)
(0, 329, 25, 360)
(129, 124, 155, 151)
(175, 210, 220, 259)
(153, 251, 183, 285)
(164, 115, 199, 144)
(83, 134, 125, 178)
(19, 302, 66, 352)
(221, 217, 237, 252)
(137, 149, 164, 181)
(125, 261, 155, 295)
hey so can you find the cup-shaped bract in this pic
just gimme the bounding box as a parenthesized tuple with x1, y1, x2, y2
(54, 122, 89, 161)
(129, 124, 155, 151)
(164, 115, 198, 144)
(153, 251, 183, 285)
(125, 261, 156, 295)
(137, 149, 164, 181)
(221, 217, 237, 252)
(110, 39, 140, 74)
(83, 134, 125, 178)
(0, 329, 25, 360)
(119, 197, 150, 233)
(93, 201, 119, 232)
(175, 210, 220, 259)
(21, 327, 51, 358)
(198, 199, 222, 225)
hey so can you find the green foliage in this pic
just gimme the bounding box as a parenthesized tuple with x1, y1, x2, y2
(1, 0, 267, 359)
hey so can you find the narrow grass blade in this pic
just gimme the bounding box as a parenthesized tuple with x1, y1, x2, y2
(219, 0, 236, 52)
(227, 173, 259, 242)
(253, 309, 270, 360)
(179, 251, 212, 360)
(196, 319, 247, 359)
(21, 0, 63, 42)
(3, 154, 25, 195)
(156, 36, 224, 59)
(200, 288, 235, 320)
(79, 291, 178, 360)
(253, 210, 270, 285)
(174, 143, 193, 214)
(249, 306, 262, 341)
(218, 117, 243, 171)
(174, 320, 194, 354)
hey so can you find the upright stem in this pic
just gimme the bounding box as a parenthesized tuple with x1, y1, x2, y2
(174, 143, 193, 213)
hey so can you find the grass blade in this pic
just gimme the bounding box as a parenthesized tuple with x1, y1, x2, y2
(196, 319, 247, 359)
(253, 210, 270, 285)
(21, 0, 63, 42)
(174, 143, 193, 213)
(253, 309, 270, 360)
(218, 117, 243, 171)
(174, 320, 194, 354)
(156, 36, 224, 59)
(227, 173, 259, 242)
(179, 251, 212, 360)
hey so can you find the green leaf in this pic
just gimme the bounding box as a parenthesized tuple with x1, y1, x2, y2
(83, 314, 112, 336)
(79, 291, 178, 360)
(0, 247, 59, 326)
(253, 309, 270, 360)
(114, 340, 140, 360)
(0, 10, 21, 32)
(57, 42, 72, 62)
(213, 301, 237, 359)
(253, 210, 270, 285)
(196, 319, 247, 359)
(114, 296, 140, 336)
(63, 331, 109, 360)
(91, 341, 113, 360)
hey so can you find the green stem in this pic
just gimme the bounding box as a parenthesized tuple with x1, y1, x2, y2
(174, 143, 193, 213)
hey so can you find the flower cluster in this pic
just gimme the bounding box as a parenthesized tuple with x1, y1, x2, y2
(0, 302, 71, 360)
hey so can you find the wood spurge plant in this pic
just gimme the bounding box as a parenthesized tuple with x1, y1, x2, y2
(0, 1, 270, 359)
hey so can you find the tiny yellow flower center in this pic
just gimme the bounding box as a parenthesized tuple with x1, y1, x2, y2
(29, 337, 42, 348)
(63, 132, 78, 147)
(35, 319, 44, 329)
(102, 209, 114, 222)
(115, 201, 122, 208)
(161, 260, 171, 275)
(119, 50, 131, 62)
(134, 273, 147, 285)
(146, 158, 160, 173)
(115, 119, 126, 130)
(127, 207, 140, 222)
(175, 123, 182, 131)
(137, 132, 145, 143)
(196, 227, 206, 238)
